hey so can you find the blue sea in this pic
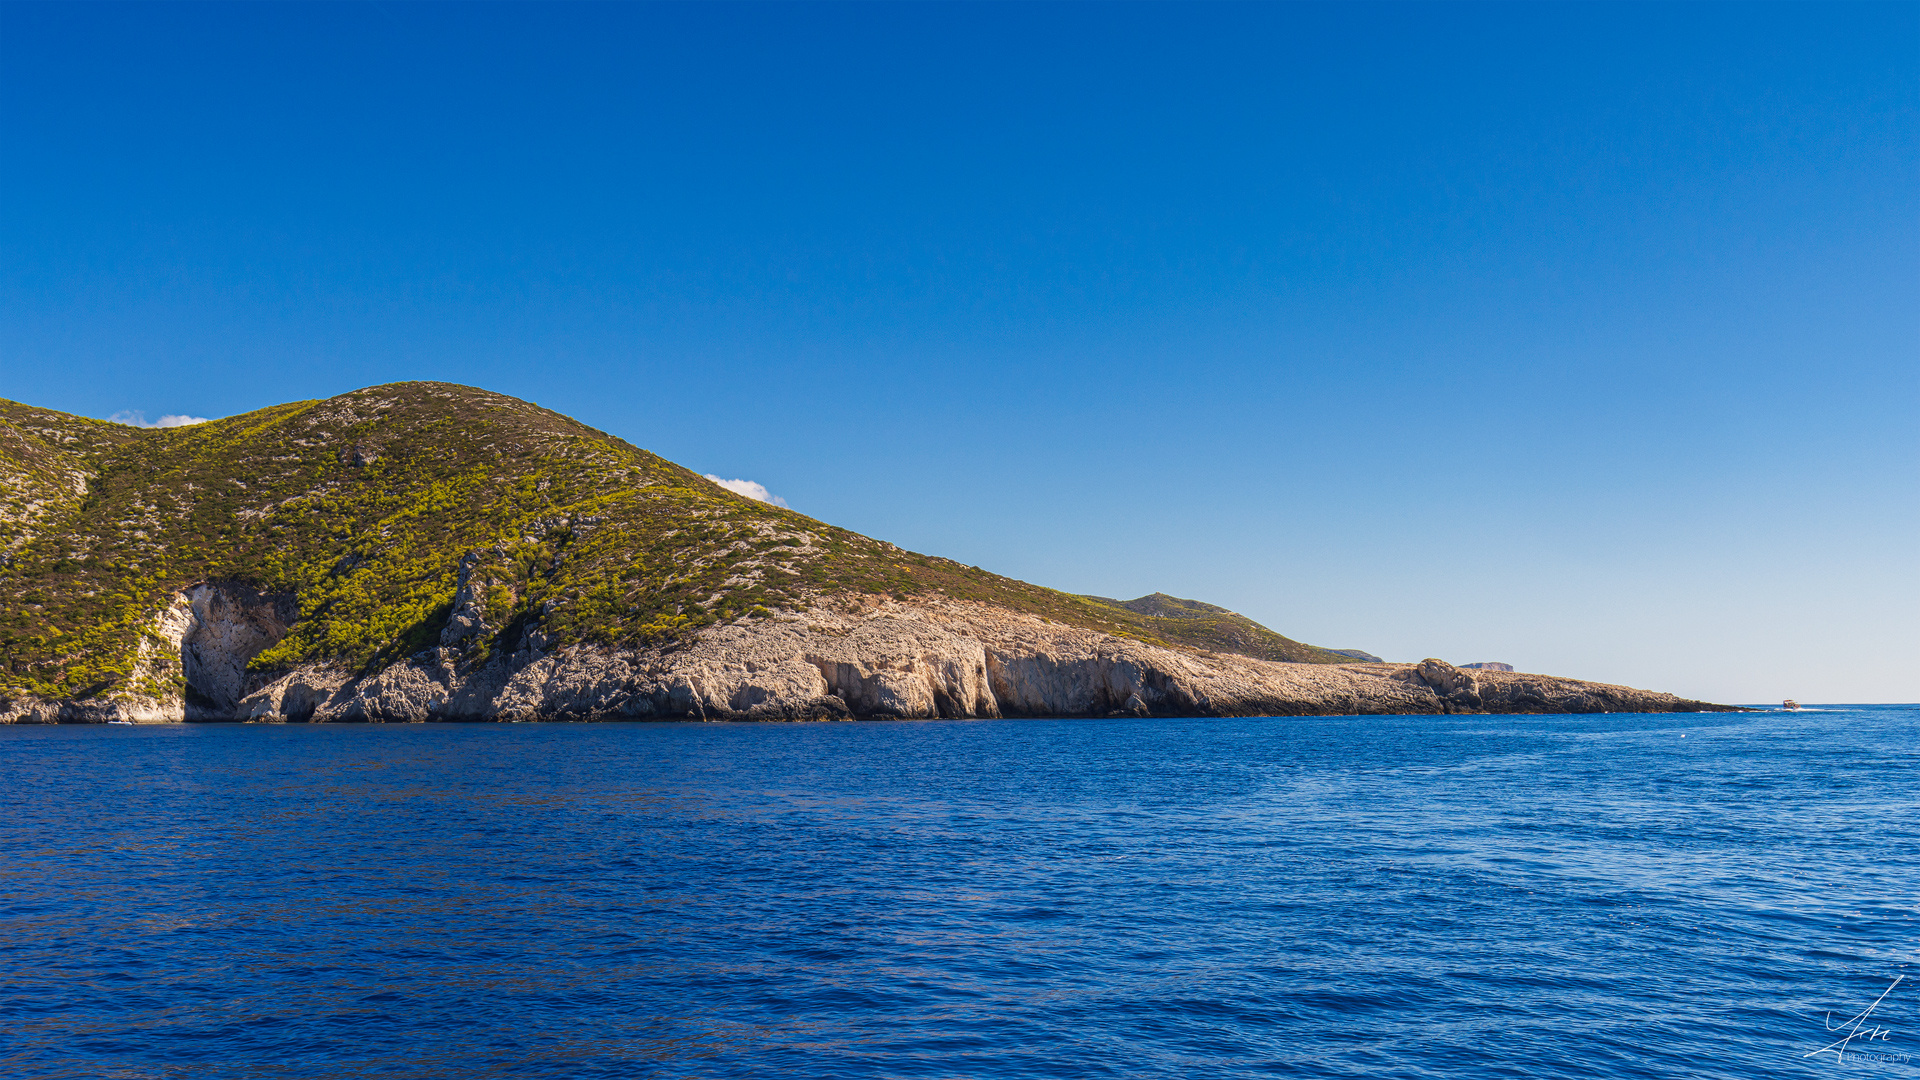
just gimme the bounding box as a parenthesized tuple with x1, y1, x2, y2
(2, 706, 1915, 1079)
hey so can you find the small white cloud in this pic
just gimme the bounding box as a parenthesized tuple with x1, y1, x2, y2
(704, 474, 789, 508)
(110, 411, 211, 429)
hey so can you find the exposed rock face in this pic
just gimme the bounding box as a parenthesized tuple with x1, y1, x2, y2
(442, 551, 495, 648)
(0, 596, 1736, 724)
(173, 582, 299, 718)
(1394, 657, 1484, 709)
(1462, 662, 1515, 672)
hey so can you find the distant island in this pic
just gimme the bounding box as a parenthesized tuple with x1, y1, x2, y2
(0, 383, 1738, 723)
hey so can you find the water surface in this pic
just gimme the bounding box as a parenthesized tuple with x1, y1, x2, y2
(3, 707, 1915, 1078)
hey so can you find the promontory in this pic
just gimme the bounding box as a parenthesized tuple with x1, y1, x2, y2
(0, 383, 1738, 723)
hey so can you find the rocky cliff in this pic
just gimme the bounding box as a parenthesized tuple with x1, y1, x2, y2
(0, 383, 1739, 723)
(0, 585, 1735, 724)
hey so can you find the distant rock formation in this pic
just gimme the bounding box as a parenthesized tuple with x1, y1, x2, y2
(1461, 662, 1515, 672)
(1329, 649, 1385, 663)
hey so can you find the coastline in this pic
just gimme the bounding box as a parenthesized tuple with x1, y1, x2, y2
(1, 598, 1743, 725)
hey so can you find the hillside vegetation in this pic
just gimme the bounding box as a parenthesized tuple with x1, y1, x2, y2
(1078, 593, 1362, 664)
(0, 383, 1357, 703)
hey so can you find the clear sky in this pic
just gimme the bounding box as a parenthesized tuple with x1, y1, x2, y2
(3, 2, 1915, 703)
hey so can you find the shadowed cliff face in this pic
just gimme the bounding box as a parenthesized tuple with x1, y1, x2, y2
(169, 583, 299, 718)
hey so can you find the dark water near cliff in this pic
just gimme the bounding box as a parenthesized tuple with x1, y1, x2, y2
(2, 707, 1916, 1079)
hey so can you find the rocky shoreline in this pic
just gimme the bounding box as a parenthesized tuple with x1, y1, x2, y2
(0, 592, 1742, 724)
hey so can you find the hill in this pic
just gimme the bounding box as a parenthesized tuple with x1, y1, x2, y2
(0, 383, 1736, 722)
(1079, 593, 1352, 664)
(0, 383, 1353, 700)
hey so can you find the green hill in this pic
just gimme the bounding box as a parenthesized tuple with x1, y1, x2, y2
(0, 383, 1359, 704)
(1078, 593, 1355, 664)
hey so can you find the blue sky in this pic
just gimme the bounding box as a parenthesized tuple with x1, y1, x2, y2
(3, 2, 1915, 702)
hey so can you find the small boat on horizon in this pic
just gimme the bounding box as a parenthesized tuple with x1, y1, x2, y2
(1782, 699, 1800, 711)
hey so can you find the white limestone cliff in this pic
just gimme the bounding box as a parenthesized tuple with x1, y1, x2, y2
(0, 587, 1737, 725)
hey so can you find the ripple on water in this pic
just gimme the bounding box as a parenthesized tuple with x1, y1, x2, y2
(1, 706, 1915, 1078)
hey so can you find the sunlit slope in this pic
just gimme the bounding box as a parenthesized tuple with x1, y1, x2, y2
(0, 382, 1356, 701)
(0, 401, 141, 560)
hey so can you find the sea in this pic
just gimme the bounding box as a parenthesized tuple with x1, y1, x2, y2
(2, 705, 1915, 1079)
